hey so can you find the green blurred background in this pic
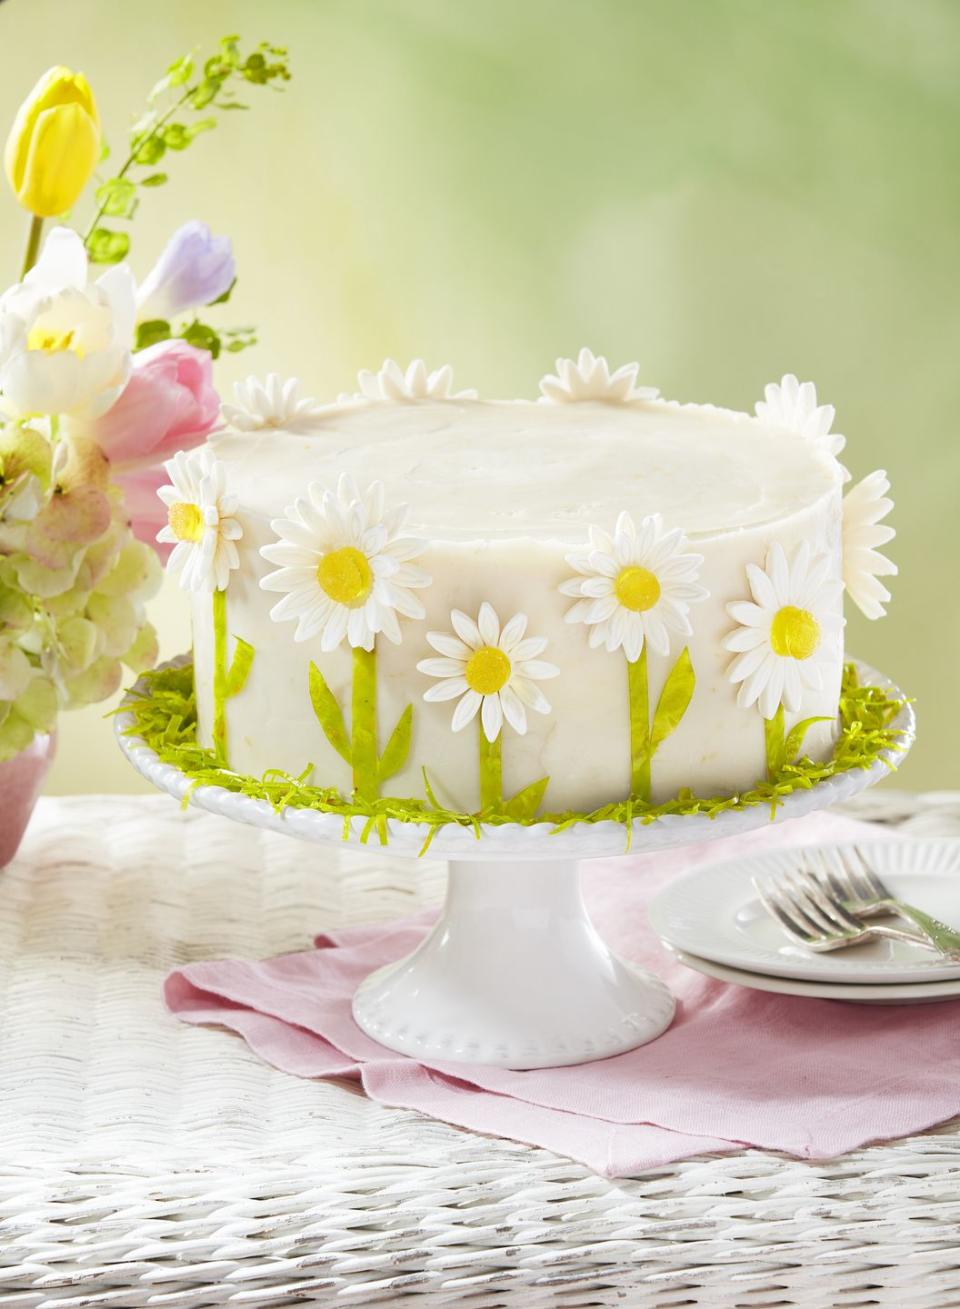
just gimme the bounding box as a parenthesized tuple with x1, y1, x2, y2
(0, 0, 956, 793)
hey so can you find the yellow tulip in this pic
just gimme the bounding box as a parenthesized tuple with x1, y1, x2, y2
(4, 66, 100, 218)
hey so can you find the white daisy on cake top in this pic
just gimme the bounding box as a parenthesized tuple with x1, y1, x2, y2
(560, 512, 708, 661)
(755, 373, 846, 460)
(417, 603, 558, 742)
(842, 469, 897, 620)
(221, 373, 324, 432)
(156, 448, 242, 593)
(538, 348, 659, 405)
(259, 474, 430, 650)
(723, 540, 843, 718)
(343, 358, 477, 404)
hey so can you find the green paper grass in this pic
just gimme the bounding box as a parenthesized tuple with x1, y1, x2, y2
(121, 661, 908, 852)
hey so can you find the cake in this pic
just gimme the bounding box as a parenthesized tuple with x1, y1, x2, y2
(157, 351, 897, 824)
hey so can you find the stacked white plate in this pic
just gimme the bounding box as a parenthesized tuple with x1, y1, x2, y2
(648, 839, 960, 1004)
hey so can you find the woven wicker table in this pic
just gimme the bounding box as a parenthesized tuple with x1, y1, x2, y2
(0, 792, 958, 1308)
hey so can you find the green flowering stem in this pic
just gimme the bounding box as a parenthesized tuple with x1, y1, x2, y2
(627, 644, 697, 803)
(21, 215, 43, 279)
(211, 586, 254, 766)
(478, 727, 503, 812)
(351, 646, 379, 804)
(627, 647, 651, 802)
(212, 588, 229, 763)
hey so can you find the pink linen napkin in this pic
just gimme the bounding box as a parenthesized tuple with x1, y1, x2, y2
(165, 811, 960, 1177)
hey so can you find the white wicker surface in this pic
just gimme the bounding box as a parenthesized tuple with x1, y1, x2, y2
(0, 790, 958, 1308)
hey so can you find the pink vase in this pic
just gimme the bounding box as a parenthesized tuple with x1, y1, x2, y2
(0, 731, 56, 868)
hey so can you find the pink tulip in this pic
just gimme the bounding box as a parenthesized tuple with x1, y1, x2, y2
(115, 465, 174, 558)
(91, 339, 220, 472)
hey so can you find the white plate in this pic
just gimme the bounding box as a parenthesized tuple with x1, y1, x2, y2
(648, 839, 960, 985)
(669, 947, 960, 1005)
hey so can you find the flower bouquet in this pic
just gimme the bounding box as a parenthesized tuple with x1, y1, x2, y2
(0, 36, 290, 863)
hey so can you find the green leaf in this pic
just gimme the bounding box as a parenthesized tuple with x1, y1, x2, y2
(209, 277, 236, 306)
(178, 319, 221, 359)
(135, 319, 172, 350)
(783, 715, 832, 764)
(649, 647, 695, 754)
(162, 119, 216, 150)
(133, 135, 166, 166)
(95, 177, 138, 219)
(140, 172, 168, 187)
(226, 637, 254, 698)
(309, 661, 352, 765)
(153, 53, 194, 96)
(87, 228, 131, 265)
(764, 705, 785, 778)
(378, 703, 413, 783)
(504, 775, 550, 821)
(189, 79, 220, 109)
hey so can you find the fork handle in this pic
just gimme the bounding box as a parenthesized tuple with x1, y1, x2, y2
(864, 922, 954, 954)
(874, 899, 960, 962)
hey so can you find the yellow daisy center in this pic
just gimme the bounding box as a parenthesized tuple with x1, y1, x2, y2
(464, 646, 511, 695)
(770, 605, 820, 660)
(317, 545, 373, 607)
(168, 501, 204, 543)
(614, 565, 661, 612)
(27, 325, 84, 357)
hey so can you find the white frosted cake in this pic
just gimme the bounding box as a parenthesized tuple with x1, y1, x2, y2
(157, 352, 897, 822)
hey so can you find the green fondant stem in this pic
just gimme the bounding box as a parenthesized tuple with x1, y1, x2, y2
(351, 645, 378, 803)
(627, 647, 651, 802)
(212, 587, 228, 765)
(478, 727, 503, 812)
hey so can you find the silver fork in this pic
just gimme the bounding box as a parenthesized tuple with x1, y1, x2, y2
(813, 846, 960, 962)
(753, 869, 932, 956)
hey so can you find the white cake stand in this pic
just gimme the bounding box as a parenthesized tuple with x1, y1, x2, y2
(115, 656, 913, 1070)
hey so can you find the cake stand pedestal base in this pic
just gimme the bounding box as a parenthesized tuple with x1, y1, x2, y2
(351, 857, 676, 1069)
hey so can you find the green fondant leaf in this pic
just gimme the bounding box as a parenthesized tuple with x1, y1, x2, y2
(504, 776, 550, 822)
(650, 647, 696, 754)
(764, 704, 785, 778)
(308, 661, 352, 765)
(378, 703, 413, 783)
(783, 715, 832, 765)
(226, 637, 254, 699)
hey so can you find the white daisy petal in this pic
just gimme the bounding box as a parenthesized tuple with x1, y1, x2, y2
(451, 688, 482, 732)
(481, 692, 503, 743)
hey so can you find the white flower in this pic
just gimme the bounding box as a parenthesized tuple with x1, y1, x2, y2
(156, 448, 242, 592)
(560, 512, 708, 662)
(221, 373, 325, 433)
(755, 373, 846, 460)
(259, 474, 430, 650)
(843, 469, 897, 620)
(538, 348, 659, 404)
(723, 541, 843, 719)
(341, 358, 477, 404)
(0, 227, 135, 420)
(417, 603, 558, 743)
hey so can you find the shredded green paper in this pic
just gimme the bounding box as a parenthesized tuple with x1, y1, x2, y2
(121, 661, 908, 853)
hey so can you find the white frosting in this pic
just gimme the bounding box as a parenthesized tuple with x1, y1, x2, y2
(211, 398, 838, 541)
(192, 391, 845, 813)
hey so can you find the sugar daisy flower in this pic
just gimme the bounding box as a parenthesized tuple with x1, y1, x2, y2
(560, 512, 708, 661)
(418, 603, 559, 743)
(842, 469, 897, 620)
(221, 372, 325, 432)
(343, 358, 476, 403)
(723, 540, 843, 719)
(538, 347, 659, 405)
(259, 474, 430, 650)
(156, 448, 242, 592)
(755, 373, 846, 460)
